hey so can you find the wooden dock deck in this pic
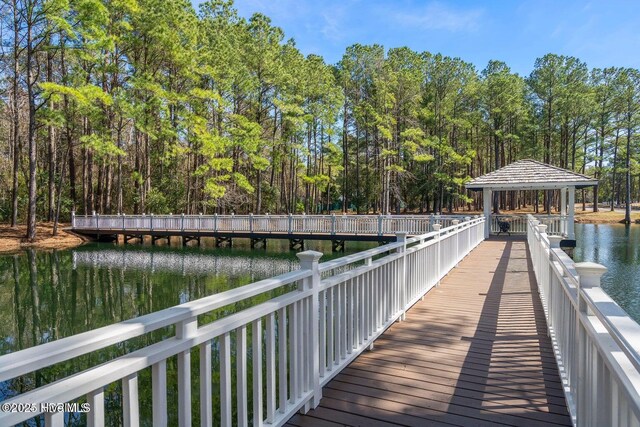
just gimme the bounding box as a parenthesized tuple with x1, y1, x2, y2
(287, 237, 572, 427)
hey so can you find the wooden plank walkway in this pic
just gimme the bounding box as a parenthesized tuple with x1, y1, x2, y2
(287, 237, 572, 427)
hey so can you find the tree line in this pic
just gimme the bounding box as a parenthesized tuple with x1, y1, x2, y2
(1, 0, 639, 240)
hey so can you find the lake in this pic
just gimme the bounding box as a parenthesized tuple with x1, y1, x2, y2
(574, 223, 640, 322)
(0, 238, 376, 425)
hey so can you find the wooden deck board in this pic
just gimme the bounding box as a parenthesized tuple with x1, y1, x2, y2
(289, 238, 572, 427)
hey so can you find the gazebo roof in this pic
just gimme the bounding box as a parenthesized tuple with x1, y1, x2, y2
(466, 159, 598, 191)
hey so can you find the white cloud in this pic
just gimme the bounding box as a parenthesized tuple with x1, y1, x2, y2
(391, 2, 484, 32)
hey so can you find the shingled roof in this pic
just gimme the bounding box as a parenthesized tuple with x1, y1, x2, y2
(466, 159, 598, 191)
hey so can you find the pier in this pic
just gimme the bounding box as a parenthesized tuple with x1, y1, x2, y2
(2, 216, 639, 427)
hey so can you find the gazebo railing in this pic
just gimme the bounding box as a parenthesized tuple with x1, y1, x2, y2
(491, 214, 567, 236)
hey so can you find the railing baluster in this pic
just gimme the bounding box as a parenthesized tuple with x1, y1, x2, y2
(277, 308, 288, 414)
(200, 341, 212, 427)
(87, 388, 105, 427)
(220, 332, 232, 425)
(152, 360, 167, 427)
(265, 313, 276, 422)
(252, 319, 263, 426)
(122, 373, 139, 427)
(236, 325, 248, 427)
(45, 411, 64, 427)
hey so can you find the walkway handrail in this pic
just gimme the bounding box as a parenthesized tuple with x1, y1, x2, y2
(527, 214, 640, 427)
(0, 217, 485, 426)
(491, 213, 567, 235)
(71, 212, 472, 236)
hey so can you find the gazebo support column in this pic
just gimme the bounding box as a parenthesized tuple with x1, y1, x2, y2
(568, 186, 575, 240)
(483, 188, 492, 238)
(561, 187, 567, 235)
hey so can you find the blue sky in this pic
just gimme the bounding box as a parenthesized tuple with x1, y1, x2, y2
(211, 0, 640, 76)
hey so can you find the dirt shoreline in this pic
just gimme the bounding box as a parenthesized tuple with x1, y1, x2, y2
(0, 223, 89, 254)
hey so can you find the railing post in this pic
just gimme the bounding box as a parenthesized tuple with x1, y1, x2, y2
(93, 210, 97, 230)
(249, 213, 254, 233)
(574, 262, 607, 426)
(177, 318, 198, 427)
(150, 213, 154, 231)
(296, 250, 323, 410)
(122, 212, 126, 230)
(377, 214, 383, 236)
(181, 213, 185, 232)
(71, 210, 76, 228)
(331, 213, 336, 236)
(288, 213, 293, 234)
(199, 213, 202, 231)
(214, 213, 218, 232)
(433, 224, 442, 285)
(396, 232, 407, 321)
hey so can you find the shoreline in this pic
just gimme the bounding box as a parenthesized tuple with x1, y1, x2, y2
(1, 213, 636, 254)
(0, 223, 89, 255)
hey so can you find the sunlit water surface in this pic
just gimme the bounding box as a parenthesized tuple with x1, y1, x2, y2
(574, 223, 640, 322)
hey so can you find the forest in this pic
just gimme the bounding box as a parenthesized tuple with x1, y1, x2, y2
(1, 0, 639, 240)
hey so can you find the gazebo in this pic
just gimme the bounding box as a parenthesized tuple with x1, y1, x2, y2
(465, 159, 598, 240)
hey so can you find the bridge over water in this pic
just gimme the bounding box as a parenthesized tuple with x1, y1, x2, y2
(1, 216, 638, 426)
(70, 212, 567, 250)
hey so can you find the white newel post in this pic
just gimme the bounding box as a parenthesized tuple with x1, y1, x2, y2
(396, 232, 407, 321)
(568, 186, 575, 240)
(71, 211, 76, 228)
(297, 250, 323, 411)
(483, 188, 491, 238)
(433, 224, 442, 285)
(574, 261, 607, 426)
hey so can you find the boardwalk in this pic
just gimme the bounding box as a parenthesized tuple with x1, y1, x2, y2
(287, 237, 572, 427)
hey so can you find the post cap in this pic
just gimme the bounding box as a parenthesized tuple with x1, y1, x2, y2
(464, 216, 471, 221)
(531, 219, 540, 226)
(537, 224, 548, 233)
(297, 250, 323, 266)
(548, 235, 563, 249)
(575, 262, 607, 288)
(432, 224, 442, 231)
(452, 220, 460, 225)
(395, 231, 407, 242)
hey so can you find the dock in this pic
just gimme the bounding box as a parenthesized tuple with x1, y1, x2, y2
(2, 215, 639, 427)
(287, 237, 572, 427)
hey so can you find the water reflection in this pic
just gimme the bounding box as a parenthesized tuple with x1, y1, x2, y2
(574, 224, 640, 321)
(0, 240, 374, 425)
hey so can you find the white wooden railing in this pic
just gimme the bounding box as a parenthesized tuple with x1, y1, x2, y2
(527, 214, 640, 427)
(0, 217, 485, 426)
(491, 214, 567, 236)
(72, 213, 472, 236)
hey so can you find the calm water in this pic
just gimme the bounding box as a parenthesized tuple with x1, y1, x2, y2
(574, 223, 640, 322)
(0, 238, 375, 425)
